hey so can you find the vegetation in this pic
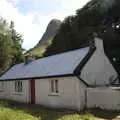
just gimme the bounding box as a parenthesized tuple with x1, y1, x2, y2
(44, 0, 120, 56)
(25, 19, 61, 57)
(1, 0, 120, 74)
(25, 39, 53, 57)
(0, 18, 24, 74)
(0, 100, 120, 120)
(43, 0, 120, 73)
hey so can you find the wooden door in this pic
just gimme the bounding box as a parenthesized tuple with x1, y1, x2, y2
(30, 80, 35, 104)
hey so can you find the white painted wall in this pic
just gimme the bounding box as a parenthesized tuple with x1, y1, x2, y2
(0, 80, 30, 103)
(35, 77, 86, 111)
(87, 87, 120, 110)
(11, 80, 30, 103)
(0, 82, 5, 99)
(0, 77, 86, 111)
(81, 37, 118, 85)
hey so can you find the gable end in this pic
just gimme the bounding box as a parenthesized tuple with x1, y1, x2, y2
(74, 46, 96, 75)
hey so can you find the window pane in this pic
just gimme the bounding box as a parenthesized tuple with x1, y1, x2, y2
(55, 80, 58, 93)
(14, 81, 22, 92)
(51, 80, 54, 92)
(20, 81, 22, 92)
(18, 81, 20, 92)
(15, 81, 17, 92)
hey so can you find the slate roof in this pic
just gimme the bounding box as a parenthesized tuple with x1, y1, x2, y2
(0, 47, 90, 80)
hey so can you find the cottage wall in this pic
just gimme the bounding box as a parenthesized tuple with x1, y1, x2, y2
(87, 87, 120, 110)
(0, 80, 30, 103)
(35, 76, 86, 111)
(81, 37, 118, 86)
(0, 82, 5, 99)
(11, 80, 30, 103)
(0, 91, 4, 99)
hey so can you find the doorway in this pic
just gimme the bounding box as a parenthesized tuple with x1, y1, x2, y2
(30, 80, 35, 104)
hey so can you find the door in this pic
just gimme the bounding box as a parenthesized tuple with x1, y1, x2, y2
(30, 80, 35, 104)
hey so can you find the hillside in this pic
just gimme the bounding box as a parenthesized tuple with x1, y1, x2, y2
(26, 19, 61, 57)
(26, 0, 120, 72)
(44, 0, 120, 56)
(43, 0, 120, 69)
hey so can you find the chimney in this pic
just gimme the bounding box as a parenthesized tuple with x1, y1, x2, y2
(24, 53, 35, 65)
(93, 33, 105, 52)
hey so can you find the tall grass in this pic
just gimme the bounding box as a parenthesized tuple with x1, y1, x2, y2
(0, 100, 119, 120)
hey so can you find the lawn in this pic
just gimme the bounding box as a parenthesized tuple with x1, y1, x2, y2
(0, 100, 120, 120)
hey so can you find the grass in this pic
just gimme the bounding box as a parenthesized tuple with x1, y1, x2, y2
(0, 100, 119, 120)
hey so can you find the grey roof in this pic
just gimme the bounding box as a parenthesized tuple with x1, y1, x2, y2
(0, 47, 90, 80)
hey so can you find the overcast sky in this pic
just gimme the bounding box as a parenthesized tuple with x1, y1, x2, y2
(0, 0, 90, 50)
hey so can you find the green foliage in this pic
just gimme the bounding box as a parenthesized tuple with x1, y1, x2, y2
(0, 18, 24, 74)
(25, 38, 53, 57)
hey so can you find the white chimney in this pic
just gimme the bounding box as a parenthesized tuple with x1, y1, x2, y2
(94, 37, 105, 52)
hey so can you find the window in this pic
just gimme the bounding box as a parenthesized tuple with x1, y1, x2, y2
(14, 81, 23, 92)
(50, 80, 59, 93)
(0, 82, 4, 91)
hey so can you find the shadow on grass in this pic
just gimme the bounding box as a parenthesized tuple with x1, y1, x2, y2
(87, 108, 120, 119)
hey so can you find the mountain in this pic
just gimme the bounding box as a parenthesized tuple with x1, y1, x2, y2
(44, 0, 120, 56)
(37, 19, 61, 46)
(26, 0, 120, 68)
(26, 19, 61, 57)
(43, 0, 120, 74)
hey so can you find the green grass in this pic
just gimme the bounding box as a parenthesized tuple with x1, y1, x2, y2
(0, 100, 119, 120)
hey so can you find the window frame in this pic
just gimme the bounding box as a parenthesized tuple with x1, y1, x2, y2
(50, 79, 59, 95)
(14, 80, 23, 93)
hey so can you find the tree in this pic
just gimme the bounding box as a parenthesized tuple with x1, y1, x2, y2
(44, 0, 120, 56)
(43, 0, 120, 74)
(0, 18, 24, 74)
(10, 21, 24, 64)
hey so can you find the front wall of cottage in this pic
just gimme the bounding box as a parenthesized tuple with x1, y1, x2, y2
(0, 77, 86, 111)
(81, 38, 118, 86)
(0, 80, 30, 103)
(10, 80, 30, 103)
(35, 77, 86, 111)
(0, 81, 5, 99)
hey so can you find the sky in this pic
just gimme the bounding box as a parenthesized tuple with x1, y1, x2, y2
(0, 0, 90, 50)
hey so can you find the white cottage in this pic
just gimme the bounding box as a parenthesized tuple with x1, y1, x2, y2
(0, 37, 119, 111)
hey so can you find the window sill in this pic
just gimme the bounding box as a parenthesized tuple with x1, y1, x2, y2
(48, 93, 60, 96)
(12, 92, 23, 96)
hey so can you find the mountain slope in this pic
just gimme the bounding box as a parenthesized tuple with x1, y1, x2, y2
(37, 19, 61, 46)
(26, 19, 61, 57)
(44, 0, 120, 56)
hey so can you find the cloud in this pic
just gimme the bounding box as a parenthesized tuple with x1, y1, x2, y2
(0, 0, 90, 50)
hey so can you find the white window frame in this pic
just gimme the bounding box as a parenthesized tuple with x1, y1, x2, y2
(50, 80, 59, 94)
(14, 80, 23, 93)
(0, 82, 4, 92)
